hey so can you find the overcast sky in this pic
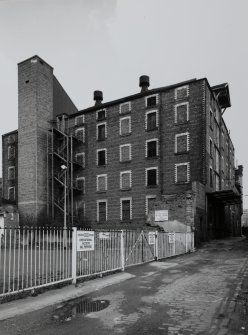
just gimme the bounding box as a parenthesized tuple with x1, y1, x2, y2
(0, 0, 247, 207)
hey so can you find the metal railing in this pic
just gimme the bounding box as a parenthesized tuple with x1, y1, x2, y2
(0, 227, 194, 298)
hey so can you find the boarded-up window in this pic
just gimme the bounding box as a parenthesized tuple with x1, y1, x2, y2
(97, 175, 107, 192)
(175, 103, 188, 124)
(76, 153, 85, 167)
(175, 86, 188, 100)
(175, 133, 189, 153)
(75, 128, 85, 142)
(76, 178, 85, 193)
(120, 117, 131, 135)
(8, 167, 15, 180)
(120, 102, 131, 114)
(120, 145, 131, 162)
(121, 171, 131, 190)
(175, 163, 189, 183)
(8, 146, 15, 160)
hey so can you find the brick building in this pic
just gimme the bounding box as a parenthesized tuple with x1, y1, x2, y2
(1, 56, 243, 243)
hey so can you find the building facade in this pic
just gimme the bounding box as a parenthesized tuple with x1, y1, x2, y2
(1, 56, 243, 243)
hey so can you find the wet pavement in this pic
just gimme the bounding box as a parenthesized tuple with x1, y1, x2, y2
(0, 237, 248, 335)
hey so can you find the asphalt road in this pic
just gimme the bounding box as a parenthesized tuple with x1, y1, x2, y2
(0, 237, 248, 335)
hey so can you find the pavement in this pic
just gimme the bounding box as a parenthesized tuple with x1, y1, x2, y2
(0, 237, 247, 335)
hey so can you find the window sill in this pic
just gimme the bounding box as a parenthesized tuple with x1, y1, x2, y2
(146, 185, 158, 188)
(120, 160, 131, 164)
(146, 156, 159, 160)
(146, 127, 158, 132)
(97, 190, 107, 193)
(174, 151, 189, 155)
(120, 133, 131, 137)
(175, 181, 190, 185)
(97, 164, 107, 168)
(146, 104, 158, 109)
(174, 121, 189, 126)
(119, 110, 131, 115)
(97, 138, 107, 142)
(121, 188, 132, 191)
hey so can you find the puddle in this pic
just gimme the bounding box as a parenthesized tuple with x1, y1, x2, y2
(53, 299, 110, 322)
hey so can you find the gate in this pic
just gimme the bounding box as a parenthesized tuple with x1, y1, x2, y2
(124, 230, 156, 267)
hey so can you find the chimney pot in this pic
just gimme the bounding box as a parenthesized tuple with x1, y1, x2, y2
(94, 90, 103, 106)
(139, 75, 150, 92)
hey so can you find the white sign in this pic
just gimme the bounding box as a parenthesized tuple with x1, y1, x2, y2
(77, 231, 95, 251)
(168, 233, 175, 244)
(99, 232, 110, 240)
(148, 232, 156, 245)
(155, 210, 168, 221)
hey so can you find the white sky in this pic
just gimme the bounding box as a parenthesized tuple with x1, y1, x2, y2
(0, 0, 248, 207)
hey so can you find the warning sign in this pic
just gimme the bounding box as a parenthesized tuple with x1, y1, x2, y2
(168, 233, 175, 244)
(148, 232, 156, 245)
(77, 231, 95, 251)
(99, 232, 110, 240)
(155, 210, 168, 221)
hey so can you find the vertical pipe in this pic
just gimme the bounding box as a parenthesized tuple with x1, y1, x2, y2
(13, 229, 16, 291)
(70, 136, 74, 226)
(72, 227, 77, 284)
(120, 230, 125, 271)
(8, 229, 12, 292)
(30, 228, 33, 287)
(26, 229, 29, 288)
(51, 129, 54, 220)
(34, 228, 37, 287)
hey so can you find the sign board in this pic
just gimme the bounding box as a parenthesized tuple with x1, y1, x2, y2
(99, 232, 110, 240)
(77, 231, 95, 251)
(155, 210, 168, 221)
(148, 232, 156, 245)
(168, 233, 175, 244)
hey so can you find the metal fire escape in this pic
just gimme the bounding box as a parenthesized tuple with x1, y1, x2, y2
(48, 115, 85, 226)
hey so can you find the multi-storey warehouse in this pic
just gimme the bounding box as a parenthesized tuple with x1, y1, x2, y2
(1, 56, 243, 244)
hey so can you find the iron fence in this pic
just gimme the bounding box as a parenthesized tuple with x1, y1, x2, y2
(0, 227, 194, 298)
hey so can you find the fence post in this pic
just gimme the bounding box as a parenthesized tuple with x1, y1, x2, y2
(185, 232, 188, 253)
(120, 230, 125, 271)
(155, 231, 158, 261)
(72, 227, 77, 285)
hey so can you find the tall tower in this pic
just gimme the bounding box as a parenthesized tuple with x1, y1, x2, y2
(18, 56, 54, 224)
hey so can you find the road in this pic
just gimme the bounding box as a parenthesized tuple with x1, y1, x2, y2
(0, 237, 247, 335)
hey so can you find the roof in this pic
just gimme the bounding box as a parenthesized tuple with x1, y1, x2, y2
(70, 77, 198, 118)
(2, 129, 18, 138)
(18, 55, 54, 70)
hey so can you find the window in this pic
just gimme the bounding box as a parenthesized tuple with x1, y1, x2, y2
(97, 200, 107, 222)
(96, 109, 106, 121)
(146, 195, 156, 215)
(75, 177, 85, 193)
(210, 109, 213, 129)
(215, 148, 220, 174)
(119, 102, 131, 114)
(120, 198, 132, 221)
(97, 149, 107, 166)
(175, 133, 189, 153)
(120, 116, 131, 136)
(215, 174, 220, 191)
(8, 187, 15, 201)
(175, 86, 189, 100)
(75, 153, 85, 168)
(7, 134, 16, 144)
(146, 139, 158, 158)
(8, 146, 15, 160)
(75, 127, 85, 142)
(175, 163, 190, 183)
(209, 167, 213, 187)
(146, 167, 158, 186)
(8, 166, 15, 180)
(145, 110, 158, 131)
(209, 138, 213, 157)
(175, 103, 189, 124)
(120, 144, 131, 162)
(120, 171, 132, 190)
(97, 174, 107, 192)
(75, 115, 85, 126)
(97, 123, 106, 141)
(75, 200, 85, 218)
(146, 94, 158, 107)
